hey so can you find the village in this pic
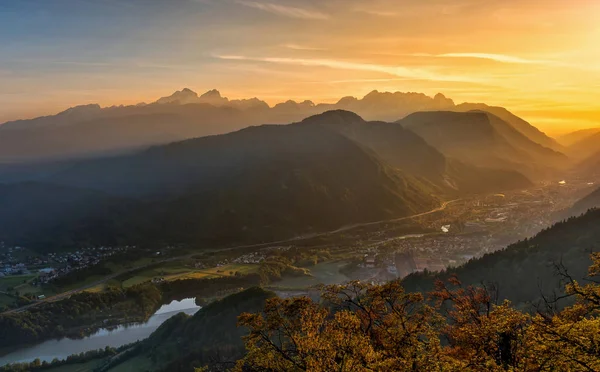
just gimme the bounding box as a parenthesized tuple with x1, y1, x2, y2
(0, 244, 134, 284)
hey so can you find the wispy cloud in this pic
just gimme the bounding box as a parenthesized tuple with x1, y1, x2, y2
(215, 54, 488, 83)
(412, 52, 556, 65)
(235, 1, 328, 20)
(322, 78, 414, 84)
(282, 44, 326, 51)
(353, 8, 398, 17)
(411, 52, 600, 72)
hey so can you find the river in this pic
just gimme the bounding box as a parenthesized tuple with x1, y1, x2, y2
(0, 298, 201, 366)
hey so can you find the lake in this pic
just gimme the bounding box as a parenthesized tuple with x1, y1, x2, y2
(0, 298, 201, 366)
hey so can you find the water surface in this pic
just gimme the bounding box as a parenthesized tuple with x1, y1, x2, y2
(0, 298, 200, 365)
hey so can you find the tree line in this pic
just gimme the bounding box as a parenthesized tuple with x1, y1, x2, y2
(235, 253, 600, 371)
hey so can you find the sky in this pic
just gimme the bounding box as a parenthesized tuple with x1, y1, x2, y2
(1, 0, 599, 135)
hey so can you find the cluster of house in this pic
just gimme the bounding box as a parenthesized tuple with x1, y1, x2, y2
(232, 252, 266, 264)
(0, 245, 136, 284)
(36, 267, 59, 283)
(151, 277, 165, 284)
(0, 245, 28, 277)
(1, 263, 28, 277)
(361, 248, 453, 280)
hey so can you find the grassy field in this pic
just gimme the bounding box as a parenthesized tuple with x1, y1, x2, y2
(108, 355, 154, 372)
(60, 274, 115, 292)
(0, 293, 16, 307)
(14, 282, 43, 296)
(59, 256, 162, 293)
(0, 274, 36, 291)
(0, 274, 51, 300)
(118, 262, 260, 289)
(45, 359, 104, 372)
(203, 263, 258, 275)
(73, 259, 259, 293)
(273, 261, 350, 289)
(84, 279, 125, 293)
(84, 284, 107, 293)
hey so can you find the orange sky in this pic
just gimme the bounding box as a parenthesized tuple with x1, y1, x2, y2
(1, 0, 600, 135)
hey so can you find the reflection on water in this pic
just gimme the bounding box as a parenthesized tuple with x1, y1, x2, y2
(0, 298, 200, 366)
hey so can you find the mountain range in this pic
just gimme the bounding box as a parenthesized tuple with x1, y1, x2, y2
(0, 110, 540, 252)
(398, 111, 568, 179)
(297, 111, 531, 193)
(0, 88, 577, 252)
(0, 89, 562, 165)
(0, 111, 442, 251)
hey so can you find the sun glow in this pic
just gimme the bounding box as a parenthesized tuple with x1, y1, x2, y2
(0, 0, 599, 134)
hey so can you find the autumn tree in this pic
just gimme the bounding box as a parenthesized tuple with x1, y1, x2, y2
(235, 254, 600, 371)
(431, 276, 530, 371)
(235, 281, 454, 371)
(524, 253, 600, 371)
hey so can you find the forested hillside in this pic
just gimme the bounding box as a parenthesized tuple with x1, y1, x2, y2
(300, 111, 531, 194)
(570, 187, 600, 217)
(403, 208, 600, 309)
(139, 287, 275, 371)
(398, 111, 566, 180)
(0, 112, 442, 251)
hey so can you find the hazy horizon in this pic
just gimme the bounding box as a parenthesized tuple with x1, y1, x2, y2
(3, 3, 600, 371)
(2, 0, 600, 135)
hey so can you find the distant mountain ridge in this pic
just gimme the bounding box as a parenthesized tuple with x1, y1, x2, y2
(0, 88, 561, 163)
(454, 103, 563, 152)
(570, 186, 600, 216)
(397, 111, 567, 179)
(298, 110, 531, 193)
(0, 104, 103, 132)
(0, 111, 446, 251)
(0, 110, 537, 251)
(155, 88, 269, 110)
(557, 127, 600, 147)
(404, 208, 600, 309)
(578, 150, 600, 175)
(566, 131, 600, 161)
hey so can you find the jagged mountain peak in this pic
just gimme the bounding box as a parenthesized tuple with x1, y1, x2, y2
(336, 96, 358, 106)
(434, 92, 454, 106)
(200, 89, 223, 98)
(156, 88, 200, 104)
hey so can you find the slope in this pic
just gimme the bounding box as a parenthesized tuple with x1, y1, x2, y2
(299, 110, 531, 194)
(567, 131, 600, 160)
(403, 208, 600, 309)
(0, 182, 135, 250)
(455, 102, 563, 152)
(2, 114, 440, 251)
(577, 149, 600, 175)
(0, 89, 556, 165)
(557, 127, 600, 147)
(123, 287, 276, 371)
(569, 186, 600, 217)
(398, 111, 566, 179)
(0, 103, 267, 162)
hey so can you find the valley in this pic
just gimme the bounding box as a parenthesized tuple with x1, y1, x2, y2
(4, 2, 600, 370)
(2, 173, 598, 370)
(0, 92, 599, 372)
(2, 170, 594, 315)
